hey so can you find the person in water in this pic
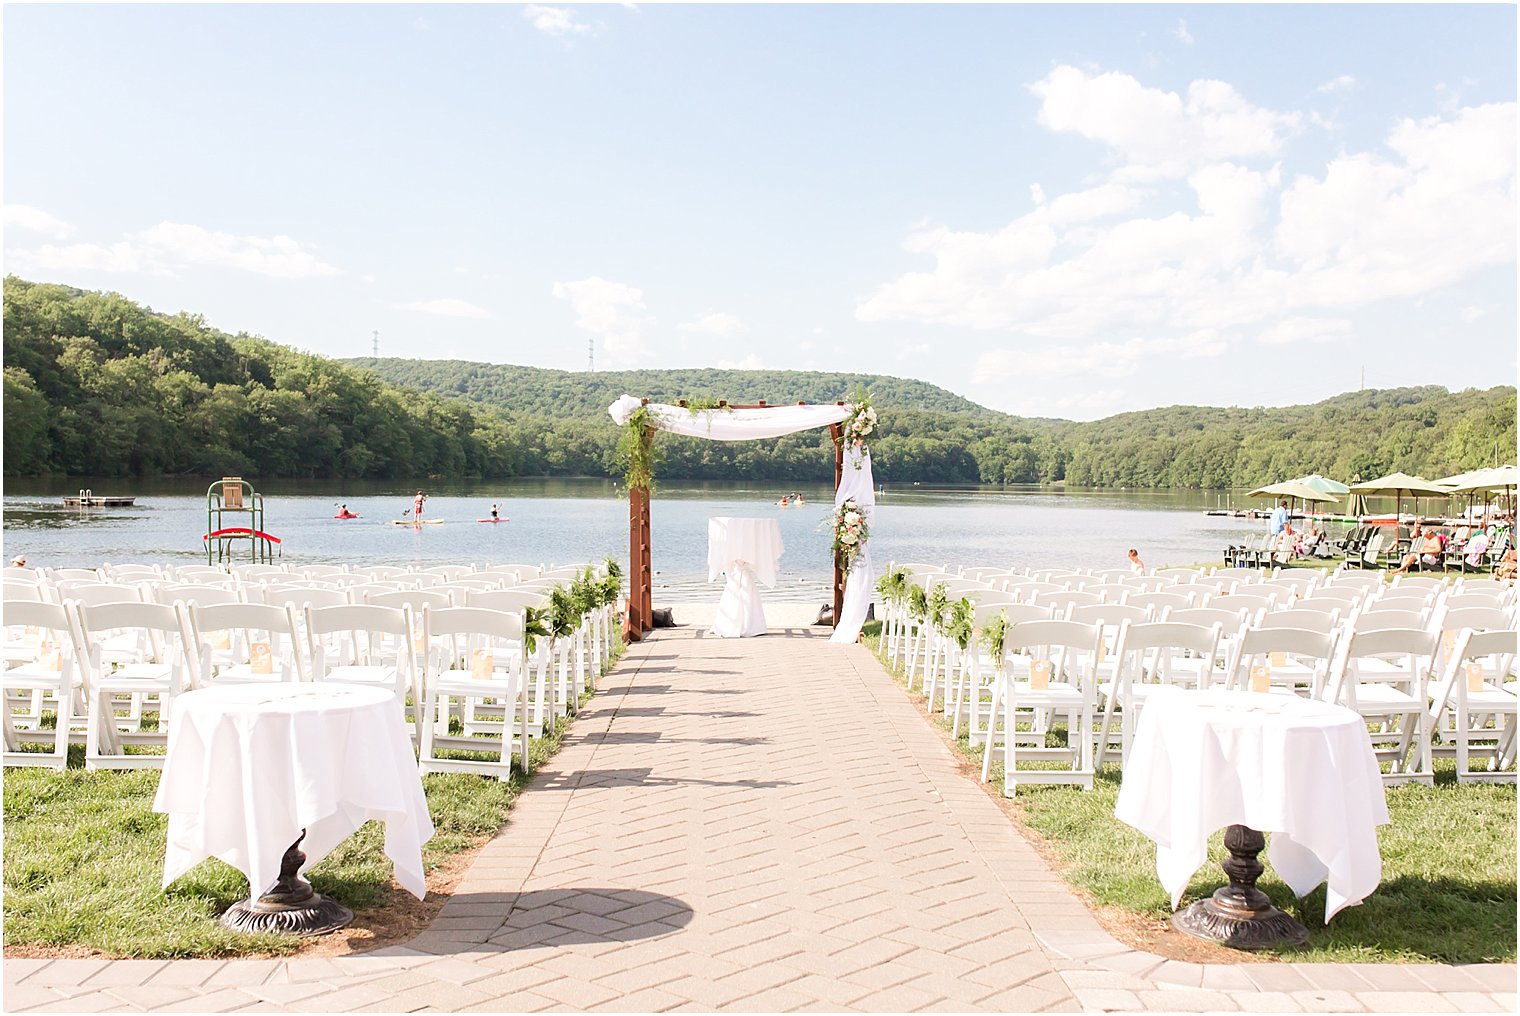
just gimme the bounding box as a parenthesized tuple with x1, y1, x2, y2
(490, 502, 500, 520)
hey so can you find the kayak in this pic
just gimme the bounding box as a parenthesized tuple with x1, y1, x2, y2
(390, 518, 445, 525)
(477, 518, 509, 523)
(334, 513, 360, 519)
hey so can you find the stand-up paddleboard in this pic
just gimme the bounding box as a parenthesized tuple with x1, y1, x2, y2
(476, 517, 509, 523)
(390, 518, 445, 525)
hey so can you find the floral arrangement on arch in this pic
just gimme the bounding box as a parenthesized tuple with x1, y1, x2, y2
(842, 391, 877, 466)
(829, 497, 870, 571)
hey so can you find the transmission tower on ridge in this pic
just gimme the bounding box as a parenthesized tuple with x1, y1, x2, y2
(587, 337, 595, 372)
(372, 330, 379, 358)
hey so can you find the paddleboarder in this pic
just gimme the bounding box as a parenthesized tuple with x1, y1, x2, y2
(413, 490, 427, 521)
(490, 502, 501, 521)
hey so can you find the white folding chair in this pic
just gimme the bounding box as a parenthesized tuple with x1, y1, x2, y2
(3, 600, 89, 768)
(1427, 628, 1518, 782)
(1258, 607, 1343, 635)
(182, 602, 307, 685)
(1096, 620, 1223, 769)
(1224, 626, 1340, 699)
(151, 583, 242, 608)
(75, 600, 197, 770)
(982, 619, 1103, 793)
(418, 606, 531, 780)
(305, 603, 418, 708)
(949, 601, 1051, 742)
(1326, 626, 1439, 784)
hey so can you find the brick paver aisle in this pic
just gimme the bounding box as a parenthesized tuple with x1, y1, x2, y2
(5, 626, 1515, 1012)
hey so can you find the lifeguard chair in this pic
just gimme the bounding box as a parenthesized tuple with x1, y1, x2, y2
(204, 477, 281, 564)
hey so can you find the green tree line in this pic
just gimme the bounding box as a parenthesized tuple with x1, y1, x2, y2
(4, 277, 1514, 487)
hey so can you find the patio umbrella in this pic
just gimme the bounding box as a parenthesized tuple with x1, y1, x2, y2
(1247, 479, 1341, 505)
(1292, 473, 1351, 496)
(1442, 466, 1518, 526)
(1346, 471, 1450, 523)
(1246, 480, 1340, 526)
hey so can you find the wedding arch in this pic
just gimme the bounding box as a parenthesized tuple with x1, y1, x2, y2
(606, 394, 877, 645)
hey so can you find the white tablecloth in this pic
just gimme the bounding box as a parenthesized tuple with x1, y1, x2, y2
(153, 682, 434, 899)
(708, 517, 783, 638)
(1114, 688, 1388, 922)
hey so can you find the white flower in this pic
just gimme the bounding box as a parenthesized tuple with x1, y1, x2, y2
(844, 510, 860, 525)
(840, 531, 858, 545)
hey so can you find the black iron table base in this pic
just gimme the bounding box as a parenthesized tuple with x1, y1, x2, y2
(1172, 824, 1309, 950)
(219, 831, 353, 937)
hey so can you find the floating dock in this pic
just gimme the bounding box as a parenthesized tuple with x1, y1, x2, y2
(62, 491, 136, 507)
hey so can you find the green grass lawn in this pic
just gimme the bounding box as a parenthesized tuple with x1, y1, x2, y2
(4, 654, 614, 958)
(863, 623, 1517, 964)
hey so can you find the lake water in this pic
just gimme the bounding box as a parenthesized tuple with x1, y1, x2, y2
(1, 478, 1294, 603)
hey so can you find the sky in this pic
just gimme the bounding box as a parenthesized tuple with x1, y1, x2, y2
(3, 3, 1516, 421)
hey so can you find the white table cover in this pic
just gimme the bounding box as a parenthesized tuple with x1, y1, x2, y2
(708, 517, 783, 638)
(1114, 687, 1389, 922)
(153, 682, 434, 899)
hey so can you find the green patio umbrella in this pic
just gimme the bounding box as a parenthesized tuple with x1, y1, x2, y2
(1291, 473, 1351, 496)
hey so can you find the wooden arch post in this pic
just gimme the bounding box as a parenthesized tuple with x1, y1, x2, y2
(625, 406, 655, 643)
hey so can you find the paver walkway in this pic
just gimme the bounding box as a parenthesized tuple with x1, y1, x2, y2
(4, 625, 1515, 1012)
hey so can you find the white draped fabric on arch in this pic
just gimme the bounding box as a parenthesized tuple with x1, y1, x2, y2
(607, 395, 877, 645)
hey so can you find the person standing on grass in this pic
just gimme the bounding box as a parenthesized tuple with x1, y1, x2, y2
(1269, 500, 1291, 537)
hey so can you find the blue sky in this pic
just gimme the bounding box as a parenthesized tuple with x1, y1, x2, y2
(4, 3, 1515, 420)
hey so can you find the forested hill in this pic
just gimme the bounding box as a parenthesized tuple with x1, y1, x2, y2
(343, 358, 999, 419)
(3, 276, 1514, 487)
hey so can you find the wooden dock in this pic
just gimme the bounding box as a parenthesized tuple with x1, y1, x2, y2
(62, 495, 136, 507)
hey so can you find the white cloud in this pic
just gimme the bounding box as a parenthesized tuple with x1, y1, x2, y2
(524, 5, 590, 36)
(715, 354, 764, 370)
(974, 333, 1226, 386)
(678, 312, 745, 337)
(1317, 74, 1356, 94)
(396, 298, 491, 319)
(1173, 19, 1194, 45)
(859, 73, 1514, 366)
(5, 220, 339, 279)
(1029, 65, 1301, 177)
(4, 204, 74, 239)
(552, 276, 650, 364)
(1461, 306, 1486, 323)
(135, 222, 339, 278)
(1258, 317, 1351, 346)
(6, 240, 161, 276)
(1276, 102, 1516, 306)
